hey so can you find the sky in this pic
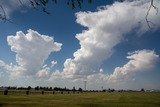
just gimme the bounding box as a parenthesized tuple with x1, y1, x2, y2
(0, 0, 160, 90)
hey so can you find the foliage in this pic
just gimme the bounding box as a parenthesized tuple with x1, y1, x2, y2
(19, 0, 93, 15)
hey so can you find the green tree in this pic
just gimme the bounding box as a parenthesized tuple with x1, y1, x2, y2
(27, 86, 32, 90)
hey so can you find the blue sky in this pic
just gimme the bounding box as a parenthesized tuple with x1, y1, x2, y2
(0, 0, 112, 69)
(0, 0, 160, 90)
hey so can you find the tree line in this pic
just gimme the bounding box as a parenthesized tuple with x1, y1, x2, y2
(0, 86, 83, 92)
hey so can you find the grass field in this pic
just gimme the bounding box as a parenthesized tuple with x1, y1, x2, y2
(0, 91, 160, 107)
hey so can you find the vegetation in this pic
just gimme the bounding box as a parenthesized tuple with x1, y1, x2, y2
(0, 91, 160, 107)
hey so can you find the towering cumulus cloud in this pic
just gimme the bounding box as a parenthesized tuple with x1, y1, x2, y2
(61, 0, 160, 78)
(7, 29, 62, 76)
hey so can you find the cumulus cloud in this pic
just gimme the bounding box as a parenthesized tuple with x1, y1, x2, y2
(1, 0, 160, 89)
(70, 49, 159, 89)
(0, 60, 6, 76)
(0, 60, 13, 72)
(50, 49, 159, 88)
(59, 0, 160, 79)
(109, 49, 159, 82)
(0, 63, 25, 78)
(36, 67, 50, 78)
(6, 29, 62, 76)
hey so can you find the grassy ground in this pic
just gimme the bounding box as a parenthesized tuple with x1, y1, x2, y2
(0, 92, 160, 107)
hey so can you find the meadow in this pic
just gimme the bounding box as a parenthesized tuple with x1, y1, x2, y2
(0, 91, 160, 107)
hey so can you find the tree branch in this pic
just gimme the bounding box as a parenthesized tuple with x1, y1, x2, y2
(146, 0, 158, 29)
(0, 5, 11, 22)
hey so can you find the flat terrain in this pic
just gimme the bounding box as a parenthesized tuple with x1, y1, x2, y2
(0, 91, 160, 107)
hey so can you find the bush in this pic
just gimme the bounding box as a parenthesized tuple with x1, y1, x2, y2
(4, 89, 8, 95)
(26, 90, 29, 95)
(42, 91, 44, 94)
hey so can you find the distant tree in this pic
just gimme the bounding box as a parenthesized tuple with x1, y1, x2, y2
(9, 86, 17, 90)
(46, 87, 49, 91)
(54, 87, 61, 91)
(72, 86, 76, 93)
(72, 86, 76, 91)
(39, 86, 43, 90)
(108, 88, 115, 92)
(141, 88, 145, 92)
(49, 87, 52, 91)
(64, 87, 67, 91)
(54, 87, 58, 91)
(43, 87, 47, 90)
(78, 87, 83, 92)
(27, 86, 32, 90)
(102, 89, 106, 92)
(35, 86, 39, 90)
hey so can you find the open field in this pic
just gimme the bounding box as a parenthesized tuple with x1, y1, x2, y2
(0, 91, 160, 107)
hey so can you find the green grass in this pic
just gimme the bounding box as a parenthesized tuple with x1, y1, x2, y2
(0, 92, 160, 107)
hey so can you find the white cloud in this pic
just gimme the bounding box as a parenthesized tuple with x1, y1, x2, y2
(109, 49, 159, 82)
(0, 60, 5, 67)
(70, 49, 159, 90)
(49, 49, 159, 89)
(0, 60, 6, 77)
(48, 0, 160, 90)
(0, 63, 22, 78)
(1, 0, 160, 89)
(59, 0, 160, 79)
(42, 64, 48, 68)
(6, 29, 62, 76)
(51, 60, 57, 67)
(36, 67, 50, 78)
